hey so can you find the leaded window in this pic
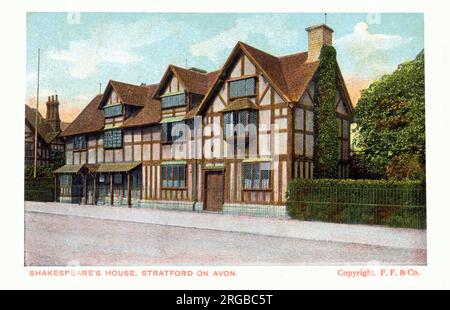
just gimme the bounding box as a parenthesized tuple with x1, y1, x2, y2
(113, 174, 122, 184)
(161, 121, 185, 143)
(161, 93, 186, 109)
(104, 105, 123, 118)
(223, 110, 258, 139)
(229, 78, 256, 99)
(73, 135, 86, 150)
(243, 162, 271, 190)
(103, 129, 122, 149)
(161, 165, 186, 188)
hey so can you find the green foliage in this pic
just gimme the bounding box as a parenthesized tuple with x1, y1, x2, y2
(24, 151, 65, 178)
(349, 151, 384, 179)
(286, 178, 426, 229)
(386, 153, 425, 181)
(354, 50, 425, 179)
(314, 45, 339, 178)
(24, 177, 55, 202)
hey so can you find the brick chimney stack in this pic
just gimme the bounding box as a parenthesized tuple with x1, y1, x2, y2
(46, 93, 61, 132)
(306, 24, 334, 62)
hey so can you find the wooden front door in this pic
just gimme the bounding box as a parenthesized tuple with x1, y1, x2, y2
(204, 170, 224, 211)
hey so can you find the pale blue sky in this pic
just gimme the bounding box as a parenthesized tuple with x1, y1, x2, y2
(26, 13, 423, 121)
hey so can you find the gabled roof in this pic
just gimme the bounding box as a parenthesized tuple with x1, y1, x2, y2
(98, 80, 148, 108)
(60, 95, 104, 137)
(122, 84, 161, 128)
(61, 83, 163, 136)
(196, 41, 320, 115)
(25, 104, 60, 144)
(154, 65, 220, 98)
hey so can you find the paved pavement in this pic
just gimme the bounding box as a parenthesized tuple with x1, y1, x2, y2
(25, 211, 426, 266)
(25, 201, 427, 250)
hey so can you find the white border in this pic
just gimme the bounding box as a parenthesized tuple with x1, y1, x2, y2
(1, 0, 450, 290)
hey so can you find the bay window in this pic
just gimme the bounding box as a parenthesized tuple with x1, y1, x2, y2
(223, 110, 258, 138)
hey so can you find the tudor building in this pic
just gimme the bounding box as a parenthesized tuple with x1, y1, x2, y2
(25, 95, 65, 167)
(55, 24, 353, 217)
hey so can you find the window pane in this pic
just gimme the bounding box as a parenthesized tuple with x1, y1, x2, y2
(162, 93, 185, 109)
(179, 166, 185, 187)
(245, 78, 255, 95)
(223, 112, 233, 138)
(167, 166, 173, 187)
(74, 136, 86, 149)
(230, 78, 256, 98)
(249, 110, 257, 126)
(162, 166, 167, 187)
(244, 163, 252, 189)
(114, 174, 122, 184)
(253, 163, 260, 189)
(173, 166, 179, 187)
(104, 105, 123, 118)
(261, 162, 270, 189)
(104, 129, 122, 149)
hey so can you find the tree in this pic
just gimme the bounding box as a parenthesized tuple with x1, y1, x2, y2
(313, 45, 340, 178)
(353, 50, 425, 180)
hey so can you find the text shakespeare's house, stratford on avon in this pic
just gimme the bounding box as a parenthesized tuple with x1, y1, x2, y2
(55, 24, 353, 217)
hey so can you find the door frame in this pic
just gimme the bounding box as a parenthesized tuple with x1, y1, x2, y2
(203, 168, 225, 211)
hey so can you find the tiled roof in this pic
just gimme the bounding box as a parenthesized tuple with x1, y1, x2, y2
(122, 84, 161, 128)
(108, 80, 148, 106)
(62, 41, 351, 137)
(60, 95, 104, 137)
(197, 42, 321, 114)
(171, 66, 220, 95)
(25, 104, 60, 144)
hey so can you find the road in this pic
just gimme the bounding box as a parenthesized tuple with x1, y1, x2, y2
(25, 211, 426, 266)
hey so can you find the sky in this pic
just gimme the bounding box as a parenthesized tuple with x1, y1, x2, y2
(26, 13, 424, 122)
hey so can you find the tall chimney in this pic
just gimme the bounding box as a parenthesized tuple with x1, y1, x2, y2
(306, 24, 334, 62)
(46, 93, 61, 132)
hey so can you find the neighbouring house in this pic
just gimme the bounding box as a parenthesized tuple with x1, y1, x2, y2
(55, 24, 353, 217)
(25, 95, 66, 167)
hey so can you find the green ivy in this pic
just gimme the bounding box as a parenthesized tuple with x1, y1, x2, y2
(313, 45, 339, 178)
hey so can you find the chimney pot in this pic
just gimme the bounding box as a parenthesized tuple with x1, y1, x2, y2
(306, 24, 334, 62)
(48, 96, 51, 102)
(55, 94, 58, 101)
(51, 95, 54, 101)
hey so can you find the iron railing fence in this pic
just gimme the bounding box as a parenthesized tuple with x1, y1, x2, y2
(287, 186, 426, 229)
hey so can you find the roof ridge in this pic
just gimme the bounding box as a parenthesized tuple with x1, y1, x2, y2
(110, 79, 148, 89)
(238, 41, 290, 100)
(278, 50, 308, 59)
(171, 64, 209, 75)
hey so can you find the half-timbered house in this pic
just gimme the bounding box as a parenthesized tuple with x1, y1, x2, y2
(55, 24, 353, 217)
(25, 95, 65, 167)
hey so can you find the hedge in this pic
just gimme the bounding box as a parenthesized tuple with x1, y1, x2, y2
(286, 179, 426, 229)
(24, 177, 55, 202)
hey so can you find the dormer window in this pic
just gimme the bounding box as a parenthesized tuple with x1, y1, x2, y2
(104, 104, 123, 118)
(229, 77, 256, 99)
(161, 92, 186, 109)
